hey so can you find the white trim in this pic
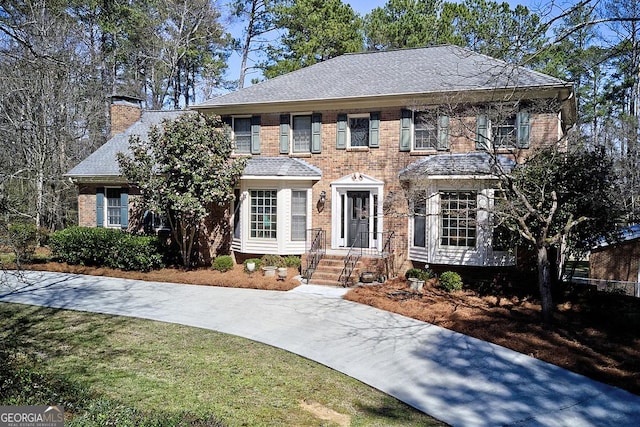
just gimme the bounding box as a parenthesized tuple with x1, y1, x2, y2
(233, 179, 313, 255)
(104, 186, 123, 228)
(290, 112, 313, 154)
(330, 173, 384, 250)
(231, 115, 252, 155)
(346, 113, 370, 148)
(407, 180, 516, 267)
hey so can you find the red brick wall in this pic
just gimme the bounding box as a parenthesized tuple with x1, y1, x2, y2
(590, 240, 640, 282)
(110, 104, 141, 136)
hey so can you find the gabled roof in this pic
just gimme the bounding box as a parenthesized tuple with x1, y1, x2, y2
(66, 110, 187, 180)
(399, 152, 515, 180)
(194, 45, 572, 112)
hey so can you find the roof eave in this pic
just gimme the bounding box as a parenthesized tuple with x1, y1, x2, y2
(192, 84, 574, 116)
(66, 175, 127, 185)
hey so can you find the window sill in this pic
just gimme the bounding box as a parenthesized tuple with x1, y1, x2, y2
(347, 146, 370, 152)
(290, 152, 312, 158)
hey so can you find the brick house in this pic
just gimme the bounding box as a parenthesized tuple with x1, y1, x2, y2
(67, 46, 576, 284)
(590, 225, 640, 284)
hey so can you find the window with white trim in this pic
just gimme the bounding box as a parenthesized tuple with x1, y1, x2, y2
(233, 117, 252, 154)
(292, 115, 312, 153)
(413, 200, 427, 247)
(348, 115, 370, 147)
(291, 190, 307, 241)
(493, 115, 516, 148)
(250, 190, 277, 239)
(440, 191, 477, 247)
(106, 188, 122, 227)
(414, 112, 438, 150)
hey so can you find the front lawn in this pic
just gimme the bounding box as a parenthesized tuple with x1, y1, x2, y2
(0, 302, 444, 426)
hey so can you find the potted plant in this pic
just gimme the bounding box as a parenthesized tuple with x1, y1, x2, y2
(277, 267, 288, 280)
(262, 265, 276, 277)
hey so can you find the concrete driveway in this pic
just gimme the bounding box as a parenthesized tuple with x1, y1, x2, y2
(1, 270, 639, 426)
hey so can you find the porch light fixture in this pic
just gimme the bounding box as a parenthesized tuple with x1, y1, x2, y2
(317, 190, 327, 213)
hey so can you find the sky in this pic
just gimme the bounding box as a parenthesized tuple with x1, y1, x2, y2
(221, 0, 385, 90)
(219, 0, 545, 92)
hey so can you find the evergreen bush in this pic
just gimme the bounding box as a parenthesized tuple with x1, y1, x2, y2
(439, 271, 463, 292)
(49, 227, 163, 272)
(212, 255, 234, 272)
(260, 254, 286, 268)
(283, 255, 301, 268)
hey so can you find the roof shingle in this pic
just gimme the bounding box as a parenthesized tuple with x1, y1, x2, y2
(194, 45, 570, 109)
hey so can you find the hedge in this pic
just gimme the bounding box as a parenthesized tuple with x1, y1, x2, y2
(49, 227, 164, 272)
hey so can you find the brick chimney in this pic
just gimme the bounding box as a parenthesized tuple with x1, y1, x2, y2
(109, 95, 143, 137)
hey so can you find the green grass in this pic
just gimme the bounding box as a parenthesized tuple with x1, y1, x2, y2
(0, 302, 445, 426)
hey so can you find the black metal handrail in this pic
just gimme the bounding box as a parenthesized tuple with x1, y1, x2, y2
(339, 231, 397, 286)
(304, 228, 325, 281)
(338, 232, 364, 287)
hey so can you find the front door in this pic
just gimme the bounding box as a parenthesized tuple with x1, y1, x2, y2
(347, 191, 369, 247)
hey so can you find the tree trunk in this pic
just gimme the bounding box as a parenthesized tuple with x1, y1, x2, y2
(537, 245, 554, 327)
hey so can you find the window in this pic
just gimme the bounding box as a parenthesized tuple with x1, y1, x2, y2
(292, 115, 312, 153)
(233, 117, 252, 154)
(250, 190, 277, 239)
(349, 116, 370, 147)
(491, 191, 513, 251)
(414, 112, 438, 150)
(477, 111, 530, 150)
(337, 112, 379, 149)
(291, 190, 307, 241)
(494, 116, 516, 148)
(233, 189, 241, 239)
(413, 201, 426, 247)
(440, 191, 477, 247)
(106, 188, 122, 227)
(143, 211, 169, 233)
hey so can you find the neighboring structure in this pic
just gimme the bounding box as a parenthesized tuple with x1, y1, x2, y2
(67, 46, 576, 284)
(590, 225, 640, 285)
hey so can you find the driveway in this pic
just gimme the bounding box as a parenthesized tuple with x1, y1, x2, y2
(1, 270, 639, 426)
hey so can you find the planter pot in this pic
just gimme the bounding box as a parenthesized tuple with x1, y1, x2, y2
(246, 262, 256, 272)
(277, 267, 288, 280)
(408, 278, 424, 292)
(262, 266, 276, 277)
(360, 271, 376, 283)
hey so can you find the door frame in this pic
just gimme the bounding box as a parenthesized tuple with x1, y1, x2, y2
(330, 173, 384, 250)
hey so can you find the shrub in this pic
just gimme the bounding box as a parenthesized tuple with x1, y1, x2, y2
(439, 271, 463, 292)
(212, 255, 234, 272)
(283, 255, 301, 268)
(243, 258, 262, 273)
(260, 254, 285, 268)
(8, 223, 38, 263)
(405, 267, 434, 281)
(49, 227, 164, 272)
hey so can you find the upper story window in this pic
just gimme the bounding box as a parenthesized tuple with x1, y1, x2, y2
(292, 115, 312, 153)
(336, 112, 380, 150)
(349, 115, 370, 147)
(280, 113, 322, 154)
(476, 111, 530, 150)
(233, 117, 252, 154)
(400, 109, 448, 152)
(493, 116, 517, 148)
